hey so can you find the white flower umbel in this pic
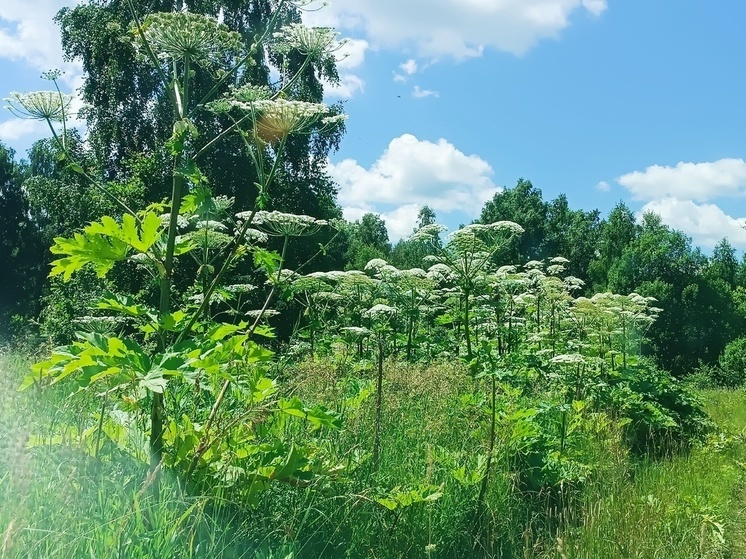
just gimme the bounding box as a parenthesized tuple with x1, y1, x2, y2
(243, 210, 327, 237)
(364, 258, 388, 272)
(410, 223, 448, 243)
(551, 353, 586, 365)
(224, 283, 257, 294)
(340, 326, 372, 339)
(5, 91, 73, 122)
(193, 219, 228, 232)
(249, 99, 332, 140)
(363, 304, 398, 320)
(272, 23, 343, 59)
(135, 12, 243, 66)
(487, 221, 525, 235)
(242, 228, 269, 244)
(160, 213, 190, 230)
(246, 309, 280, 319)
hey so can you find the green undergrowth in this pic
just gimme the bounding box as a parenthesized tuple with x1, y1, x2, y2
(2, 353, 746, 559)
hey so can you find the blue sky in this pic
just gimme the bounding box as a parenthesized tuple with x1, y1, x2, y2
(3, 1, 746, 251)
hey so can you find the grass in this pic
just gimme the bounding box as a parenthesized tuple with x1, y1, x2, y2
(2, 352, 746, 558)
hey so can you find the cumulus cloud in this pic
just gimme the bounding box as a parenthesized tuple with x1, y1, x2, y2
(617, 158, 746, 249)
(311, 0, 607, 59)
(343, 203, 423, 242)
(330, 134, 499, 233)
(0, 118, 47, 143)
(640, 198, 746, 249)
(399, 59, 418, 75)
(325, 73, 365, 98)
(0, 0, 82, 84)
(324, 37, 369, 98)
(617, 158, 746, 202)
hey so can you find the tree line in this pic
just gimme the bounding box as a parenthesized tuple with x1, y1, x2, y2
(0, 0, 744, 382)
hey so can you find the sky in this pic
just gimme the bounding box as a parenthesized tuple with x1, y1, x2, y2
(2, 1, 746, 251)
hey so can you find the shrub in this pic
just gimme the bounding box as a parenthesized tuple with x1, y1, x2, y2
(716, 336, 746, 388)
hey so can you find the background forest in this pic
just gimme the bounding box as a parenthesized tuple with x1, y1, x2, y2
(1, 1, 746, 559)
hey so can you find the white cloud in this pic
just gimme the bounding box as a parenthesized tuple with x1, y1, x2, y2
(399, 59, 418, 75)
(596, 180, 610, 192)
(640, 198, 746, 249)
(0, 0, 82, 84)
(343, 203, 422, 242)
(393, 73, 406, 83)
(325, 74, 365, 98)
(314, 0, 607, 59)
(617, 158, 746, 202)
(582, 0, 608, 16)
(336, 38, 369, 70)
(412, 85, 438, 99)
(330, 134, 499, 226)
(0, 118, 47, 143)
(324, 37, 368, 98)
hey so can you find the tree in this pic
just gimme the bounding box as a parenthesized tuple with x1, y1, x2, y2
(56, 0, 344, 216)
(390, 205, 440, 269)
(0, 142, 45, 337)
(479, 178, 548, 263)
(587, 201, 637, 290)
(607, 212, 718, 375)
(544, 194, 601, 281)
(707, 238, 738, 288)
(344, 213, 391, 269)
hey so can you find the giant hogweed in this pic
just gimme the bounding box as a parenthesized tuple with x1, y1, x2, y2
(12, 2, 346, 498)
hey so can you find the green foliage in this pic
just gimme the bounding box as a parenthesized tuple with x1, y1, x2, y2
(717, 335, 746, 388)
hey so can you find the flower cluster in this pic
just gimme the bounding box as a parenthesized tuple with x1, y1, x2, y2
(134, 12, 243, 66)
(272, 23, 342, 59)
(251, 99, 332, 139)
(340, 326, 372, 339)
(5, 91, 73, 122)
(363, 304, 398, 320)
(410, 223, 448, 243)
(224, 283, 257, 294)
(238, 210, 327, 237)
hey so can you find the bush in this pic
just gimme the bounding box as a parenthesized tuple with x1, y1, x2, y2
(716, 336, 746, 388)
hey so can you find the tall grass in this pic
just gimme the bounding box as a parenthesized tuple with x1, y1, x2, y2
(2, 352, 746, 558)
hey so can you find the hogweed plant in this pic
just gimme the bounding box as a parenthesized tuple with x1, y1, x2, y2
(11, 1, 346, 499)
(414, 221, 524, 359)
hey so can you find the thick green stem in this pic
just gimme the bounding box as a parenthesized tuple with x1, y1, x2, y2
(464, 290, 472, 360)
(372, 335, 385, 472)
(477, 374, 497, 511)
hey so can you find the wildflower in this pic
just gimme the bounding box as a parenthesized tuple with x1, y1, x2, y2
(340, 326, 372, 338)
(364, 258, 388, 271)
(160, 213, 190, 230)
(224, 283, 257, 294)
(134, 12, 243, 66)
(239, 210, 327, 237)
(547, 264, 566, 276)
(364, 304, 398, 320)
(243, 228, 269, 244)
(496, 265, 517, 275)
(486, 220, 524, 235)
(245, 309, 280, 319)
(410, 223, 448, 242)
(551, 353, 586, 365)
(250, 99, 332, 140)
(5, 91, 73, 122)
(193, 219, 228, 232)
(272, 23, 342, 59)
